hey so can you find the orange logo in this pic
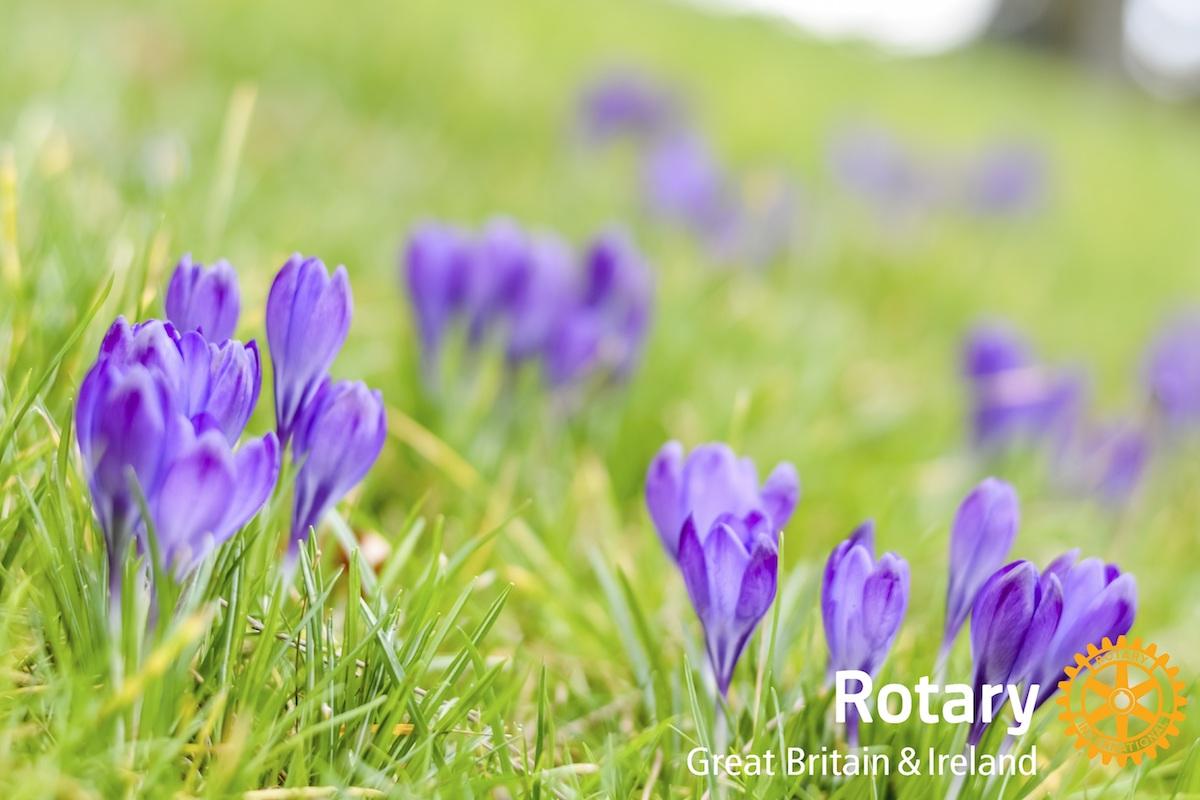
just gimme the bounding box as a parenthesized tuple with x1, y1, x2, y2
(1057, 635, 1187, 766)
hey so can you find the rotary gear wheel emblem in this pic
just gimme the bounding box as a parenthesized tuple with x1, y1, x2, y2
(1057, 635, 1187, 766)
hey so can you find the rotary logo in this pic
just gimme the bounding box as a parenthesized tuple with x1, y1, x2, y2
(1057, 635, 1187, 766)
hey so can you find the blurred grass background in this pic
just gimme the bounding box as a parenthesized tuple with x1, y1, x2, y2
(3, 0, 1200, 795)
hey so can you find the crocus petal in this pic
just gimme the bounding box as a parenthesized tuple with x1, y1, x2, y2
(760, 462, 800, 533)
(679, 443, 762, 537)
(222, 432, 280, 535)
(861, 553, 909, 673)
(677, 516, 709, 621)
(204, 339, 262, 443)
(152, 429, 237, 573)
(735, 538, 778, 622)
(945, 477, 1019, 646)
(165, 255, 241, 343)
(645, 441, 684, 555)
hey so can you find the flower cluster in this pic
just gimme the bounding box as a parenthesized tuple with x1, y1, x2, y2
(937, 479, 1137, 745)
(828, 124, 1047, 223)
(77, 254, 386, 598)
(403, 218, 653, 390)
(962, 321, 1159, 505)
(78, 261, 277, 589)
(644, 442, 799, 694)
(577, 68, 801, 266)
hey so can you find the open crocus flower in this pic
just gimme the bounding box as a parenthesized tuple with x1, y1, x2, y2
(266, 254, 352, 444)
(941, 477, 1019, 660)
(76, 358, 278, 587)
(644, 441, 799, 558)
(290, 379, 386, 548)
(1031, 551, 1137, 709)
(677, 514, 778, 695)
(968, 560, 1062, 746)
(165, 254, 241, 343)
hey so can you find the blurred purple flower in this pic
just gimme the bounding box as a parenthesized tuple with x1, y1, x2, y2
(266, 255, 352, 444)
(678, 514, 778, 695)
(642, 131, 740, 240)
(963, 323, 1083, 449)
(404, 222, 475, 363)
(165, 254, 240, 343)
(822, 521, 909, 745)
(828, 126, 935, 216)
(1144, 313, 1200, 428)
(1032, 551, 1136, 709)
(644, 441, 799, 558)
(290, 379, 386, 546)
(1061, 421, 1151, 505)
(76, 354, 278, 586)
(942, 477, 1020, 658)
(964, 144, 1047, 216)
(575, 67, 680, 145)
(968, 560, 1062, 745)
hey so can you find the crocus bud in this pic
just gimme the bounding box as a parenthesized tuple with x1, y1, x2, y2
(822, 521, 909, 746)
(942, 478, 1019, 655)
(968, 561, 1062, 745)
(1031, 551, 1136, 707)
(644, 441, 799, 558)
(503, 234, 574, 363)
(1143, 313, 1200, 429)
(677, 515, 778, 695)
(822, 521, 909, 679)
(266, 255, 352, 444)
(165, 254, 240, 343)
(641, 131, 736, 235)
(290, 379, 386, 546)
(575, 67, 679, 145)
(201, 339, 262, 444)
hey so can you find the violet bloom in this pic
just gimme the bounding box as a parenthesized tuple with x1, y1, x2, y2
(1031, 551, 1136, 708)
(968, 561, 1062, 746)
(165, 254, 240, 342)
(1062, 421, 1150, 506)
(822, 521, 909, 746)
(827, 126, 933, 216)
(403, 222, 475, 363)
(941, 478, 1019, 659)
(502, 233, 575, 363)
(76, 359, 278, 584)
(644, 441, 799, 558)
(963, 323, 1083, 449)
(964, 144, 1046, 217)
(575, 67, 679, 145)
(641, 131, 740, 240)
(290, 379, 386, 546)
(677, 514, 778, 695)
(266, 255, 352, 444)
(1144, 313, 1200, 429)
(543, 230, 653, 387)
(100, 317, 260, 444)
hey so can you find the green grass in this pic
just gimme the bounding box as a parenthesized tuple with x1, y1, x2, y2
(3, 0, 1200, 796)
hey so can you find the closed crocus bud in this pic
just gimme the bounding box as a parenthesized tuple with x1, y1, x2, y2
(942, 478, 1019, 658)
(822, 521, 909, 746)
(165, 254, 241, 343)
(677, 515, 778, 695)
(201, 339, 262, 444)
(503, 234, 574, 363)
(266, 255, 352, 444)
(1031, 552, 1136, 708)
(290, 379, 386, 547)
(968, 561, 1062, 745)
(644, 441, 799, 558)
(1144, 313, 1200, 429)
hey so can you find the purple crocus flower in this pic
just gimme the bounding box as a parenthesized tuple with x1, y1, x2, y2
(575, 67, 679, 145)
(290, 379, 387, 546)
(76, 358, 279, 584)
(1059, 421, 1150, 506)
(963, 144, 1046, 217)
(822, 521, 909, 746)
(1144, 313, 1200, 429)
(543, 230, 653, 387)
(1031, 551, 1136, 708)
(641, 131, 740, 241)
(99, 317, 261, 444)
(266, 255, 352, 444)
(968, 560, 1062, 746)
(644, 441, 799, 559)
(403, 222, 475, 363)
(502, 233, 575, 363)
(963, 323, 1083, 449)
(827, 126, 935, 217)
(164, 254, 240, 343)
(677, 514, 778, 695)
(941, 478, 1019, 659)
